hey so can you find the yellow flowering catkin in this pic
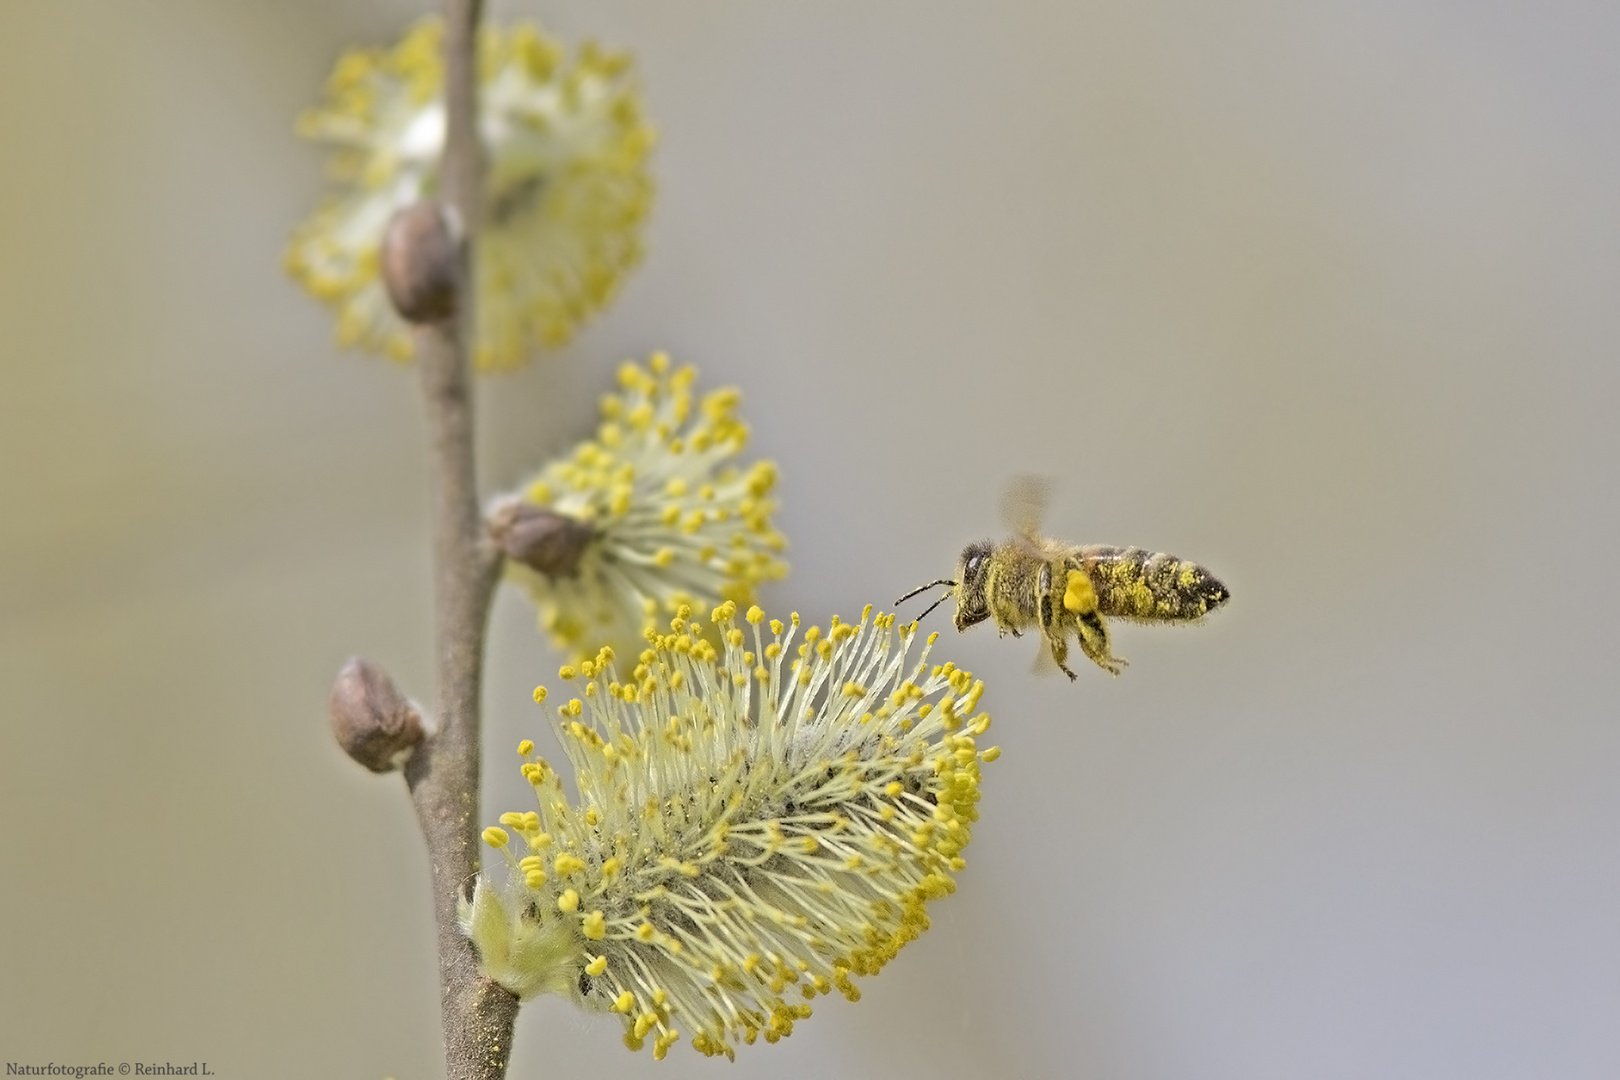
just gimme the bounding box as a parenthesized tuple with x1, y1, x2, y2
(461, 602, 996, 1060)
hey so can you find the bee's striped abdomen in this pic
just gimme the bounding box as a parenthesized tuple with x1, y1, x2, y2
(1078, 545, 1230, 623)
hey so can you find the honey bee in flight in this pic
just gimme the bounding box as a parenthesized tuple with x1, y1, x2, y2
(896, 477, 1230, 680)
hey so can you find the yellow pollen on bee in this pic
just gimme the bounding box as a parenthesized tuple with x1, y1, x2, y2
(1064, 569, 1098, 613)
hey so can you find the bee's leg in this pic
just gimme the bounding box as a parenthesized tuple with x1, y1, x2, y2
(1044, 627, 1079, 681)
(986, 562, 1021, 638)
(1074, 610, 1127, 676)
(1037, 563, 1077, 681)
(1063, 567, 1128, 676)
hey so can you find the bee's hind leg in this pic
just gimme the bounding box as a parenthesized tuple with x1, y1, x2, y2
(1062, 566, 1128, 677)
(1074, 612, 1127, 676)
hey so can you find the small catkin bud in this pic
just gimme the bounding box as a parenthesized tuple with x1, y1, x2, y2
(379, 200, 462, 323)
(329, 657, 425, 773)
(487, 497, 597, 579)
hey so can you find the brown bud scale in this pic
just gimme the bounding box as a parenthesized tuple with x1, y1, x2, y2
(379, 201, 462, 323)
(487, 498, 597, 579)
(330, 657, 425, 773)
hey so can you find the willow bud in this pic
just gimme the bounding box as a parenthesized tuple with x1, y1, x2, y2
(488, 498, 596, 579)
(379, 201, 462, 323)
(329, 657, 425, 773)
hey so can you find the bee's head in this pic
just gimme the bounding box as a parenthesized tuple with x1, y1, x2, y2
(952, 540, 994, 630)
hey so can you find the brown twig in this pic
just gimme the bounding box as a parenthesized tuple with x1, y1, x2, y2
(397, 1, 520, 1077)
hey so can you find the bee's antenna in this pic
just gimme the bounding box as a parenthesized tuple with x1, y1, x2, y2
(895, 580, 954, 607)
(913, 592, 951, 623)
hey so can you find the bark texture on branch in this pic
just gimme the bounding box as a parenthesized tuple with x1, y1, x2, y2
(401, 1, 521, 1077)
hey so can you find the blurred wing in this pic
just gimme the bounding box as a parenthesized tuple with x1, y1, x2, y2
(1031, 642, 1061, 677)
(1000, 474, 1052, 540)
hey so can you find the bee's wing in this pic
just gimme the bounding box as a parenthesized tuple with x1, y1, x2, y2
(1000, 475, 1052, 541)
(1030, 643, 1062, 677)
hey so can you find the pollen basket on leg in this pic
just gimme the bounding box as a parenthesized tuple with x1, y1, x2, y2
(459, 604, 996, 1060)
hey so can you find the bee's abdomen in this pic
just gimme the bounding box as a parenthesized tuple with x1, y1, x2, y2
(1078, 546, 1230, 622)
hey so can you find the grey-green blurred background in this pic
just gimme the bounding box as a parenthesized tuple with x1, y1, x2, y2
(4, 1, 1618, 1076)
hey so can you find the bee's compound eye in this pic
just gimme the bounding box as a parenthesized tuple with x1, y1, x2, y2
(966, 555, 982, 576)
